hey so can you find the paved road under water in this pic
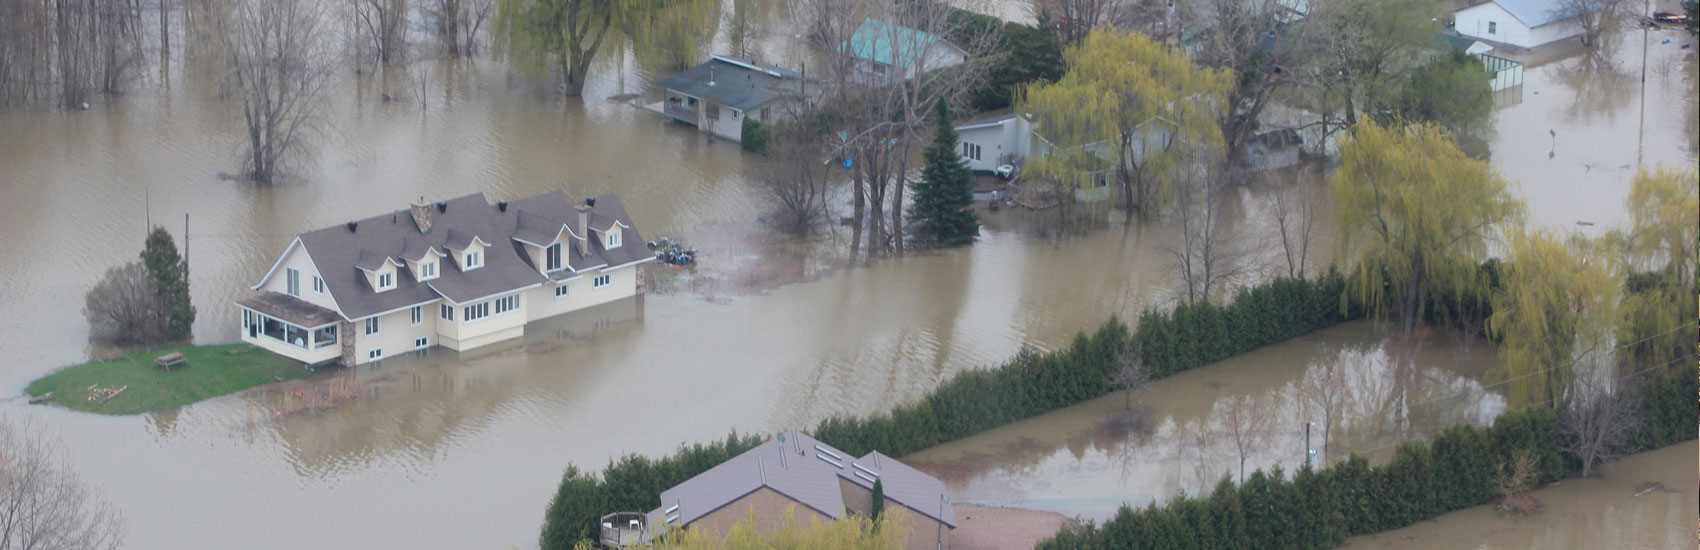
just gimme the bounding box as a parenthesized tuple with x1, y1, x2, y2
(0, 8, 1692, 549)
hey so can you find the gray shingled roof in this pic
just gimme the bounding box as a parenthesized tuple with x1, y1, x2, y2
(274, 192, 649, 320)
(646, 431, 956, 532)
(237, 292, 342, 328)
(657, 55, 817, 112)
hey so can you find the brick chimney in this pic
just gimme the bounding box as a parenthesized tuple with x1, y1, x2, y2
(574, 204, 591, 257)
(409, 197, 433, 234)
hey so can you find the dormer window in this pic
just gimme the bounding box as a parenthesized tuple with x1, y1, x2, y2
(418, 259, 438, 281)
(606, 229, 621, 249)
(464, 251, 482, 270)
(545, 242, 563, 272)
(377, 271, 395, 290)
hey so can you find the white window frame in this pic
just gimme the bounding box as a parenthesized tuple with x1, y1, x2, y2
(286, 268, 300, 296)
(593, 274, 611, 289)
(420, 260, 438, 281)
(606, 230, 621, 249)
(365, 317, 380, 335)
(410, 305, 423, 326)
(440, 303, 454, 321)
(554, 283, 570, 299)
(1488, 21, 1497, 34)
(377, 271, 395, 290)
(414, 337, 429, 350)
(368, 349, 383, 360)
(494, 294, 520, 315)
(463, 302, 490, 322)
(545, 243, 563, 272)
(312, 275, 324, 294)
(464, 251, 483, 270)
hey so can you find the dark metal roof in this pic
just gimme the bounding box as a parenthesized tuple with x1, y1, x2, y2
(238, 292, 343, 328)
(278, 192, 649, 319)
(656, 56, 817, 112)
(1249, 128, 1303, 147)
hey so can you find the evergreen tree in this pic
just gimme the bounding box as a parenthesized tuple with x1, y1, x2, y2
(910, 102, 978, 247)
(142, 226, 195, 341)
(869, 478, 885, 523)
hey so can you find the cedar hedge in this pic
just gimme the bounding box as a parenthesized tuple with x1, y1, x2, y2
(1036, 366, 1698, 550)
(541, 274, 1357, 548)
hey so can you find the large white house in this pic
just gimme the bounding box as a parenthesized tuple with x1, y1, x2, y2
(1453, 0, 1584, 49)
(237, 192, 652, 366)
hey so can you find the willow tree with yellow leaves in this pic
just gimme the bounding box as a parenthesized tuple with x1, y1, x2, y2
(1018, 29, 1232, 221)
(496, 0, 693, 95)
(1612, 166, 1698, 366)
(1489, 228, 1620, 405)
(1332, 121, 1522, 335)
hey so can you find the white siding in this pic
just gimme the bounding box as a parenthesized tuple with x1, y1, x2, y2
(259, 243, 340, 312)
(352, 307, 436, 365)
(1454, 2, 1578, 48)
(701, 103, 744, 141)
(436, 291, 529, 351)
(1527, 19, 1581, 47)
(526, 265, 640, 322)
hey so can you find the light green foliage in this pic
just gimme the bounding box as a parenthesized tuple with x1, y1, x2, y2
(1308, 0, 1447, 127)
(1018, 29, 1232, 220)
(1332, 120, 1522, 335)
(621, 0, 716, 72)
(495, 0, 651, 95)
(1612, 167, 1699, 366)
(910, 102, 978, 247)
(142, 226, 195, 341)
(649, 506, 911, 550)
(1489, 228, 1619, 405)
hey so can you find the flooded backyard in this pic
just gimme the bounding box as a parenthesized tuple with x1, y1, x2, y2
(0, 5, 1693, 549)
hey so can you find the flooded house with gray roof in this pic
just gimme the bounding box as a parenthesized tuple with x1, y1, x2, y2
(652, 55, 819, 142)
(236, 192, 652, 366)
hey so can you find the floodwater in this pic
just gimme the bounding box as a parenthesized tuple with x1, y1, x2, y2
(0, 7, 1692, 549)
(1346, 440, 1698, 550)
(902, 321, 1507, 521)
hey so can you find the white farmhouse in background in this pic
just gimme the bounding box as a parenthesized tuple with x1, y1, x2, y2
(238, 192, 652, 366)
(1453, 0, 1584, 49)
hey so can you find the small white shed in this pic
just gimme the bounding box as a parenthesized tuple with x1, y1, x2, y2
(954, 114, 1033, 174)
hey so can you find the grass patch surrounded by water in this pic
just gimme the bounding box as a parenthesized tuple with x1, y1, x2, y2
(25, 344, 313, 415)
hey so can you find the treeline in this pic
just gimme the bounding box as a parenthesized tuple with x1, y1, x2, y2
(1036, 366, 1698, 550)
(541, 274, 1358, 548)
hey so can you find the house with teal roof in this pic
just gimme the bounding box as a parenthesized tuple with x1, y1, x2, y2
(839, 18, 966, 83)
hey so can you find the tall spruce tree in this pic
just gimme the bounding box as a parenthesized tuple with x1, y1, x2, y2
(142, 226, 195, 341)
(911, 102, 979, 247)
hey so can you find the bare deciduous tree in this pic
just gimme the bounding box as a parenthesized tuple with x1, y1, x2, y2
(1165, 166, 1253, 304)
(1034, 0, 1124, 46)
(0, 415, 125, 550)
(422, 0, 492, 56)
(0, 0, 141, 107)
(83, 261, 168, 346)
(352, 0, 409, 66)
(1554, 0, 1629, 48)
(1107, 343, 1150, 410)
(222, 0, 336, 184)
(1215, 391, 1275, 483)
(758, 126, 836, 234)
(1185, 0, 1314, 156)
(1267, 179, 1316, 280)
(1300, 354, 1351, 460)
(1559, 373, 1640, 477)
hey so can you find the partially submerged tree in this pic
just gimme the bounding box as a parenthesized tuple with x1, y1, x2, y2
(424, 0, 495, 56)
(1107, 342, 1150, 410)
(353, 0, 410, 66)
(910, 102, 978, 247)
(1612, 167, 1699, 366)
(0, 415, 126, 550)
(1300, 354, 1352, 460)
(1215, 391, 1275, 483)
(1489, 227, 1619, 404)
(83, 262, 167, 346)
(222, 0, 336, 184)
(1298, 0, 1444, 148)
(1266, 179, 1317, 280)
(1389, 50, 1495, 158)
(757, 123, 835, 234)
(1186, 0, 1317, 156)
(1164, 166, 1252, 304)
(1554, 0, 1629, 48)
(1019, 29, 1232, 221)
(1558, 373, 1639, 477)
(1332, 120, 1522, 335)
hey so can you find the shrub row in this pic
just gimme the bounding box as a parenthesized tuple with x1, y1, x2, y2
(1036, 366, 1698, 550)
(542, 274, 1357, 548)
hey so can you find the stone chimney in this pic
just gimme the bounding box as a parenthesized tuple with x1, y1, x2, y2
(574, 203, 591, 257)
(409, 197, 433, 234)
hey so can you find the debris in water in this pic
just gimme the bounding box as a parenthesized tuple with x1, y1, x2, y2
(1633, 481, 1677, 496)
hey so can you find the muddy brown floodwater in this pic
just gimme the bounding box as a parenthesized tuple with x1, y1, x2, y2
(0, 6, 1692, 549)
(902, 321, 1508, 521)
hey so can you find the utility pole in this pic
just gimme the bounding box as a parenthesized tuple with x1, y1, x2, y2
(184, 213, 189, 268)
(1637, 0, 1650, 166)
(1305, 422, 1316, 466)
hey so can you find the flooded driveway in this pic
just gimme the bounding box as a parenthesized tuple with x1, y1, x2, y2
(902, 321, 1506, 521)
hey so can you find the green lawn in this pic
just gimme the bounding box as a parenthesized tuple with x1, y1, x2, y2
(26, 344, 316, 415)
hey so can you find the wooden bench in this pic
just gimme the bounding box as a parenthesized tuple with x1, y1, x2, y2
(155, 352, 186, 370)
